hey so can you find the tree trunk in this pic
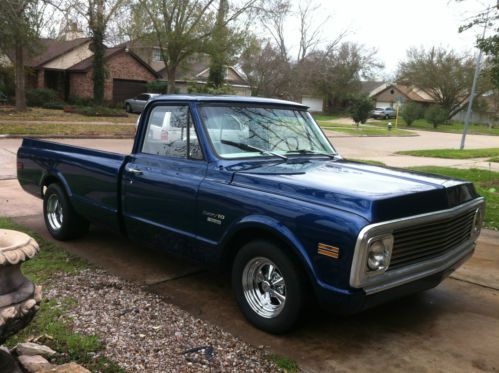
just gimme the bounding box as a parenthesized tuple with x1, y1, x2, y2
(14, 39, 27, 112)
(167, 66, 177, 94)
(92, 29, 105, 105)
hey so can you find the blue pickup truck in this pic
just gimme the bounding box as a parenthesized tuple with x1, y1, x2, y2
(17, 95, 485, 333)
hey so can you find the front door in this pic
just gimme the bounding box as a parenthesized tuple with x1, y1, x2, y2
(122, 103, 207, 257)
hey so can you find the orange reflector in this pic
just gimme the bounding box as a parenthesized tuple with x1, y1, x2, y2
(317, 243, 339, 259)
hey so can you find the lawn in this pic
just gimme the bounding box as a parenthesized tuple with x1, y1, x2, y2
(0, 217, 124, 372)
(370, 118, 499, 136)
(0, 107, 137, 123)
(0, 122, 135, 136)
(397, 148, 499, 160)
(408, 167, 498, 230)
(312, 114, 343, 121)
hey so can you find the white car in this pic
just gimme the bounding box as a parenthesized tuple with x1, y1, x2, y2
(124, 93, 160, 114)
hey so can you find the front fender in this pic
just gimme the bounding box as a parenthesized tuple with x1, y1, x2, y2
(220, 214, 318, 282)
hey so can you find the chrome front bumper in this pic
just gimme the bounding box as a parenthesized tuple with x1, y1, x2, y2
(350, 198, 485, 295)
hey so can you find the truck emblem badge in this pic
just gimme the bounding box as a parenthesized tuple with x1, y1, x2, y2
(202, 210, 225, 225)
(318, 243, 339, 259)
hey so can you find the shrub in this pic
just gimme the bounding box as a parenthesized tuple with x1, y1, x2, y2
(349, 95, 374, 124)
(67, 96, 94, 106)
(145, 80, 168, 94)
(42, 102, 65, 110)
(187, 82, 233, 95)
(26, 88, 58, 107)
(424, 105, 448, 128)
(400, 102, 423, 126)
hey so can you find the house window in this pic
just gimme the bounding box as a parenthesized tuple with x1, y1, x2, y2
(152, 49, 162, 62)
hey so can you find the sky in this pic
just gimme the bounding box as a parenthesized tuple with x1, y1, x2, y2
(280, 0, 495, 78)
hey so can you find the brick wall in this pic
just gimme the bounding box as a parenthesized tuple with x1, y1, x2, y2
(68, 50, 157, 101)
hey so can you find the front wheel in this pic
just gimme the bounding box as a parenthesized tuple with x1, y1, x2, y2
(232, 240, 306, 334)
(125, 103, 132, 113)
(43, 183, 89, 240)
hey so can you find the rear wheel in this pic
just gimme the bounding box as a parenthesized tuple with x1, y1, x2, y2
(232, 240, 306, 334)
(43, 183, 89, 240)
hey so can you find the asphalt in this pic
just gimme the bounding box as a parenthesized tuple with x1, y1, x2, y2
(1, 134, 499, 372)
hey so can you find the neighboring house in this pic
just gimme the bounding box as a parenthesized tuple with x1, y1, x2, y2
(126, 41, 251, 96)
(367, 82, 436, 108)
(301, 95, 323, 112)
(9, 36, 159, 104)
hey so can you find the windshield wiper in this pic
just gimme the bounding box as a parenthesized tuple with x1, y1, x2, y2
(221, 140, 288, 160)
(286, 149, 338, 159)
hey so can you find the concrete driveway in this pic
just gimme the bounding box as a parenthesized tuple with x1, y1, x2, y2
(1, 134, 499, 372)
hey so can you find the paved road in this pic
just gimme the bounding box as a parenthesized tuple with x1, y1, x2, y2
(1, 134, 499, 371)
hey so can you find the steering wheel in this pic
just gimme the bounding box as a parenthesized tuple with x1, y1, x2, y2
(271, 136, 299, 151)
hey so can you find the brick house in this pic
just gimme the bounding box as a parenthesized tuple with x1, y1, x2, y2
(22, 38, 159, 103)
(368, 83, 436, 108)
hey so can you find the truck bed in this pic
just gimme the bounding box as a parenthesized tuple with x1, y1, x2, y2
(17, 138, 127, 232)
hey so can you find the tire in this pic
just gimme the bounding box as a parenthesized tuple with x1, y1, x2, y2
(384, 114, 389, 119)
(125, 103, 132, 113)
(43, 183, 89, 240)
(232, 240, 306, 334)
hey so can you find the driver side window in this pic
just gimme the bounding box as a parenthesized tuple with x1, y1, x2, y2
(141, 105, 203, 160)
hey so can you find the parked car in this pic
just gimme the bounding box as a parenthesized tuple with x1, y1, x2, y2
(124, 93, 159, 113)
(371, 107, 396, 119)
(17, 95, 485, 334)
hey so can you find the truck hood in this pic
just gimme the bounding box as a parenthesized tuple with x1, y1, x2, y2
(230, 159, 478, 222)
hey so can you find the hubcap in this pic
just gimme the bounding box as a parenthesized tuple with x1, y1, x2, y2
(242, 257, 286, 318)
(46, 194, 63, 231)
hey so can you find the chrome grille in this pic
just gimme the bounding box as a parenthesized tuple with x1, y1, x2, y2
(389, 209, 476, 270)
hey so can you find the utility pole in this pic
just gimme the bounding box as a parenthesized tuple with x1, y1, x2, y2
(460, 6, 490, 150)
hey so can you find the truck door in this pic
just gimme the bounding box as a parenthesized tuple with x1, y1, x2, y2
(122, 103, 207, 256)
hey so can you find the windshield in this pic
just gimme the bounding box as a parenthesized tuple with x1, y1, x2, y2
(199, 105, 335, 159)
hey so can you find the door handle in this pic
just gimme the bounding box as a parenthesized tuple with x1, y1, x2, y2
(125, 165, 143, 175)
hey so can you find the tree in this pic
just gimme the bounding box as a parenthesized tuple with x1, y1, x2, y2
(397, 47, 491, 119)
(459, 2, 499, 89)
(132, 0, 256, 94)
(206, 0, 250, 89)
(400, 102, 423, 126)
(424, 105, 448, 128)
(52, 0, 128, 104)
(0, 0, 46, 111)
(308, 42, 381, 112)
(349, 95, 374, 124)
(240, 37, 291, 97)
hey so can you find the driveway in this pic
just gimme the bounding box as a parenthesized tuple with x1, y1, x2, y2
(1, 134, 499, 372)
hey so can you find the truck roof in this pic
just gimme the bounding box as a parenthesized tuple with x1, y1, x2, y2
(149, 94, 308, 109)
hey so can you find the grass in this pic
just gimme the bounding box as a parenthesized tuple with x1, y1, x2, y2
(397, 148, 499, 159)
(267, 353, 299, 372)
(347, 158, 386, 166)
(407, 167, 499, 230)
(0, 122, 135, 136)
(0, 217, 124, 372)
(370, 118, 499, 136)
(0, 107, 136, 123)
(489, 157, 499, 163)
(312, 114, 342, 121)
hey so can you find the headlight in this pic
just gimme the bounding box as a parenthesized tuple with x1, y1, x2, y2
(366, 235, 393, 272)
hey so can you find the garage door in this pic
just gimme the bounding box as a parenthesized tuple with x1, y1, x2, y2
(112, 79, 147, 104)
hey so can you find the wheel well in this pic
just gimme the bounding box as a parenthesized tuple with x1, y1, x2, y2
(41, 175, 61, 196)
(222, 227, 313, 286)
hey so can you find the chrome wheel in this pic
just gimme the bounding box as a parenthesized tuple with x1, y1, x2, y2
(242, 257, 286, 318)
(46, 194, 63, 231)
